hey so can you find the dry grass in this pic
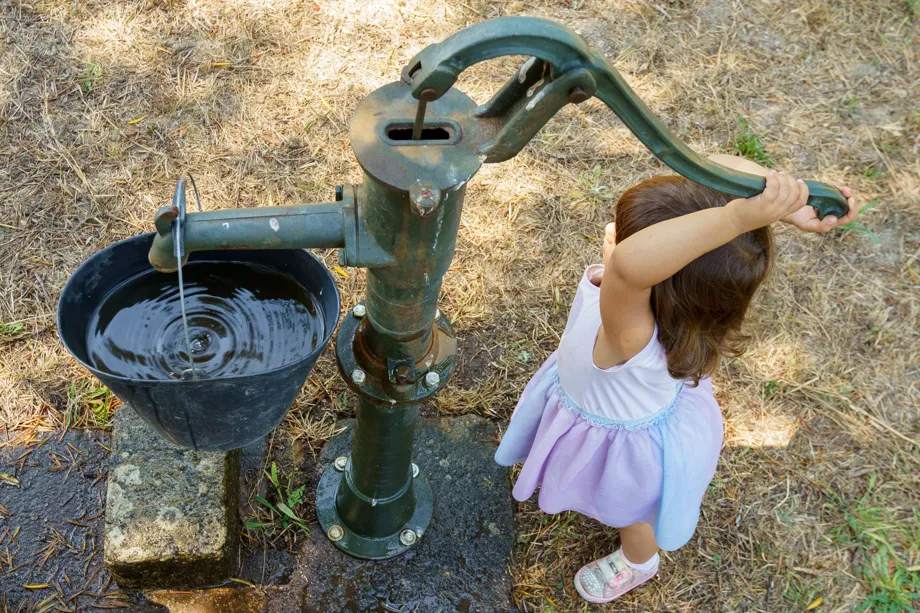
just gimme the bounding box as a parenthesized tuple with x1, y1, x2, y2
(1, 0, 918, 610)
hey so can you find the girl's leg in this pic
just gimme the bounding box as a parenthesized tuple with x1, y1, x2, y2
(620, 522, 658, 564)
(573, 522, 659, 603)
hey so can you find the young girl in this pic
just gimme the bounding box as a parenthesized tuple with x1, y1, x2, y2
(495, 155, 860, 604)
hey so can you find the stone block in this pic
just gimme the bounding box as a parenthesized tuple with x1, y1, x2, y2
(104, 406, 239, 588)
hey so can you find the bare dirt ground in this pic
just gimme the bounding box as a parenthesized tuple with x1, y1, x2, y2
(0, 0, 917, 611)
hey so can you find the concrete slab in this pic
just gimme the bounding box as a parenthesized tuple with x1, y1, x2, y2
(104, 406, 239, 589)
(264, 415, 515, 613)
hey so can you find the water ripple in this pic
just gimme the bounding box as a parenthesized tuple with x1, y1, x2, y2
(86, 262, 324, 380)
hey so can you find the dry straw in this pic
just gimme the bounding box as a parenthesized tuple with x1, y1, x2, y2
(0, 0, 917, 610)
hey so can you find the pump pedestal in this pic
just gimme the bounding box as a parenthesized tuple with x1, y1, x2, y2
(316, 303, 457, 559)
(285, 415, 515, 612)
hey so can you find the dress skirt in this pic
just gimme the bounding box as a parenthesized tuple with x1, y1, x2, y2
(495, 352, 723, 551)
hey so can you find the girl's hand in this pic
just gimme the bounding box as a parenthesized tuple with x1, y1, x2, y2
(780, 184, 860, 233)
(726, 170, 809, 233)
(603, 222, 616, 263)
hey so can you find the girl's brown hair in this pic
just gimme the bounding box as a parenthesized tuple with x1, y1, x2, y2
(615, 176, 774, 385)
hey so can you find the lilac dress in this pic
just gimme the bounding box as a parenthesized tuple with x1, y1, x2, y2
(495, 265, 723, 551)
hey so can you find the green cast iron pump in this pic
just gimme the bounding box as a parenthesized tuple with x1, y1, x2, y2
(149, 17, 847, 559)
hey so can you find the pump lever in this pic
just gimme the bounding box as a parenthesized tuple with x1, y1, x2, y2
(403, 16, 848, 220)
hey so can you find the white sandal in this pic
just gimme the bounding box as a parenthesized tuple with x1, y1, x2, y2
(574, 549, 658, 603)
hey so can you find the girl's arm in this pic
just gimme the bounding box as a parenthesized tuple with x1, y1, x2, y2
(593, 171, 808, 369)
(708, 153, 770, 177)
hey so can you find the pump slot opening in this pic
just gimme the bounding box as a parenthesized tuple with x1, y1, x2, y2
(382, 121, 461, 146)
(388, 126, 451, 141)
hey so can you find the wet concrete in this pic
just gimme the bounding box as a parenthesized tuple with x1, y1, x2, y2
(146, 586, 265, 612)
(1, 416, 516, 612)
(262, 415, 515, 613)
(0, 429, 157, 611)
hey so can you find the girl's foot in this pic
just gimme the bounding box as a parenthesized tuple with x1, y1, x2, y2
(574, 549, 658, 603)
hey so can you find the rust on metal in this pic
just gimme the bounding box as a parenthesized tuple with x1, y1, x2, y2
(568, 86, 590, 104)
(408, 182, 441, 217)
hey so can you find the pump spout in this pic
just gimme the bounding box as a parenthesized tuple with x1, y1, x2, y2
(149, 201, 348, 273)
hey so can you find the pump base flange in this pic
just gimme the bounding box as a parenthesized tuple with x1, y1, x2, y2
(316, 459, 433, 560)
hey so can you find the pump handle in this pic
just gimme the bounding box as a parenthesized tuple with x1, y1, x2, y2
(404, 17, 847, 220)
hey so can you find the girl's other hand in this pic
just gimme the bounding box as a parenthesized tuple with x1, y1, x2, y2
(780, 184, 860, 233)
(726, 171, 808, 233)
(603, 222, 616, 263)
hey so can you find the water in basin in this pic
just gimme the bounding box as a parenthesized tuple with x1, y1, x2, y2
(85, 261, 325, 381)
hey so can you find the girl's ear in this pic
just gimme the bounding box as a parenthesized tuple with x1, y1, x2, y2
(605, 222, 617, 241)
(603, 222, 617, 263)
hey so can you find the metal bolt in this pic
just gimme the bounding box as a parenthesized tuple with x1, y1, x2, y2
(568, 86, 590, 104)
(352, 369, 367, 385)
(409, 182, 441, 218)
(393, 363, 412, 385)
(411, 463, 419, 478)
(399, 529, 418, 547)
(353, 304, 366, 318)
(327, 525, 345, 542)
(334, 456, 348, 472)
(424, 371, 440, 388)
(419, 87, 439, 102)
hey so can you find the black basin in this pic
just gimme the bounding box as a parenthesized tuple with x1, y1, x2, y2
(58, 233, 340, 451)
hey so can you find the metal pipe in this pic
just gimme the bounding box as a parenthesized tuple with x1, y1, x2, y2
(149, 201, 346, 272)
(359, 178, 462, 358)
(334, 397, 418, 537)
(315, 171, 462, 558)
(349, 398, 418, 497)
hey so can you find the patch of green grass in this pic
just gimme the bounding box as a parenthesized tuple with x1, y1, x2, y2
(570, 166, 615, 205)
(863, 165, 886, 181)
(735, 117, 773, 166)
(510, 339, 533, 364)
(858, 549, 920, 612)
(906, 0, 918, 20)
(247, 462, 310, 535)
(0, 321, 25, 339)
(75, 62, 102, 93)
(66, 380, 116, 428)
(549, 512, 581, 540)
(838, 96, 862, 120)
(880, 140, 902, 156)
(782, 573, 824, 609)
(840, 199, 879, 243)
(828, 474, 920, 612)
(762, 379, 782, 399)
(755, 540, 772, 558)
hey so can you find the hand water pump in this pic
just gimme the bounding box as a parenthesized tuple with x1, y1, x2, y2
(61, 17, 848, 560)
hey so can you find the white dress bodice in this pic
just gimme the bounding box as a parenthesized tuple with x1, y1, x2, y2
(556, 264, 684, 422)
